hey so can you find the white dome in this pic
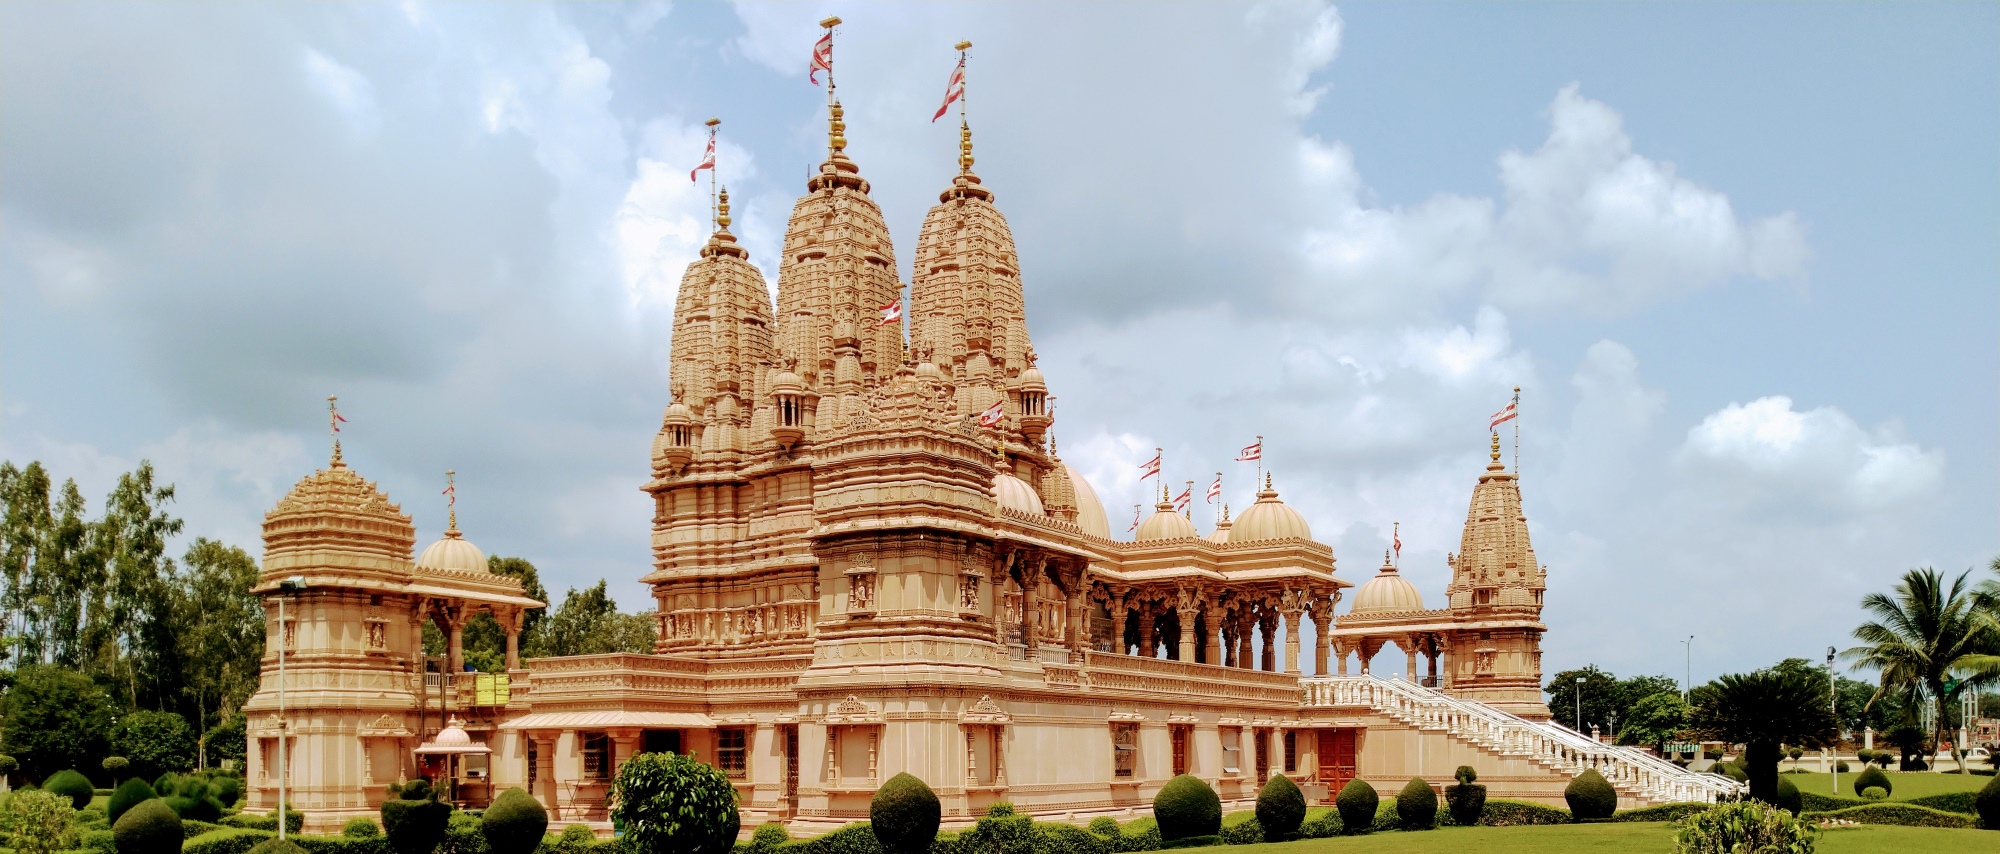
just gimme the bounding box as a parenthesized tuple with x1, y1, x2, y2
(416, 529, 487, 574)
(993, 473, 1046, 515)
(1134, 503, 1197, 541)
(1350, 558, 1425, 615)
(1205, 507, 1233, 544)
(1067, 464, 1110, 539)
(1228, 476, 1312, 543)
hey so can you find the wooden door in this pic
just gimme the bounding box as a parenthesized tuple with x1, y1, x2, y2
(1317, 730, 1356, 794)
(783, 726, 800, 815)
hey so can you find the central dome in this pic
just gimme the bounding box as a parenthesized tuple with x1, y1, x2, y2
(1067, 464, 1110, 539)
(1134, 500, 1197, 541)
(993, 472, 1046, 515)
(417, 527, 488, 574)
(1350, 554, 1425, 615)
(1227, 475, 1312, 543)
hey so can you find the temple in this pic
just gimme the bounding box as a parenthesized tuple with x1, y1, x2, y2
(238, 71, 1735, 834)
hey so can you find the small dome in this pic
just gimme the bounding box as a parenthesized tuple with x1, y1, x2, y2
(433, 718, 474, 747)
(1067, 464, 1110, 539)
(263, 457, 414, 562)
(771, 370, 805, 391)
(416, 528, 488, 574)
(663, 401, 694, 423)
(915, 360, 944, 380)
(1135, 501, 1197, 541)
(1350, 554, 1425, 615)
(1228, 475, 1312, 543)
(1205, 506, 1233, 545)
(1018, 366, 1046, 388)
(993, 473, 1046, 515)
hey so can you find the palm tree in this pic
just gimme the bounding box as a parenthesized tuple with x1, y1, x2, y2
(1689, 669, 1837, 805)
(1845, 567, 2000, 772)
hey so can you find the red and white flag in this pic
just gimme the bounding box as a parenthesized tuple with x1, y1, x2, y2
(1205, 474, 1222, 504)
(1490, 400, 1518, 431)
(876, 299, 902, 326)
(1235, 439, 1261, 462)
(1392, 522, 1401, 562)
(442, 482, 456, 507)
(1126, 506, 1142, 533)
(932, 58, 964, 122)
(332, 411, 347, 432)
(809, 32, 833, 85)
(689, 134, 715, 183)
(1138, 451, 1161, 481)
(977, 400, 1006, 428)
(1172, 485, 1192, 512)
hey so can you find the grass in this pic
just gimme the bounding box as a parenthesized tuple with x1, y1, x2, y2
(1227, 823, 2000, 853)
(1787, 771, 1990, 800)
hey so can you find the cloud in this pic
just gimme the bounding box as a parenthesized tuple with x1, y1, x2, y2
(302, 47, 380, 133)
(1680, 396, 1944, 511)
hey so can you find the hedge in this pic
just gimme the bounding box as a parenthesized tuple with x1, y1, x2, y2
(1904, 791, 1977, 815)
(1800, 803, 1976, 828)
(1112, 817, 1161, 852)
(221, 811, 306, 835)
(771, 822, 884, 854)
(184, 828, 276, 854)
(1253, 775, 1303, 841)
(1609, 802, 1708, 823)
(1476, 799, 1571, 826)
(80, 829, 117, 853)
(1028, 821, 1109, 854)
(1216, 813, 1261, 846)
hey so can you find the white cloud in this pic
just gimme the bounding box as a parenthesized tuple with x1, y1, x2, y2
(614, 120, 771, 306)
(1680, 396, 1943, 510)
(302, 48, 379, 133)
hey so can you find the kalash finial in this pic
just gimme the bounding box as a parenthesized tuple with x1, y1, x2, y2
(327, 395, 346, 466)
(1490, 431, 1502, 465)
(956, 39, 974, 173)
(716, 186, 732, 232)
(443, 469, 460, 536)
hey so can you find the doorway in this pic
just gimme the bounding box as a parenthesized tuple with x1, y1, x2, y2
(1316, 730, 1356, 796)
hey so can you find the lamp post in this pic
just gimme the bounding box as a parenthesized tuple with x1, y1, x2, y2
(1683, 635, 1694, 701)
(276, 575, 306, 840)
(1575, 675, 1585, 732)
(1827, 646, 1838, 794)
(1608, 710, 1619, 745)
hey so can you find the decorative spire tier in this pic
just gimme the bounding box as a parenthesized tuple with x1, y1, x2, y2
(667, 186, 775, 463)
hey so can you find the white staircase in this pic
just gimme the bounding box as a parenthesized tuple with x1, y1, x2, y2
(1301, 675, 1742, 806)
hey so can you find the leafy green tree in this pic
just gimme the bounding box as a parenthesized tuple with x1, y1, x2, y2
(0, 462, 54, 665)
(96, 462, 186, 710)
(179, 538, 264, 765)
(1617, 690, 1690, 752)
(206, 714, 248, 765)
(527, 580, 656, 658)
(460, 556, 546, 671)
(1544, 665, 1621, 733)
(1845, 567, 2000, 774)
(1690, 669, 1838, 806)
(612, 752, 739, 854)
(0, 663, 114, 779)
(114, 709, 197, 780)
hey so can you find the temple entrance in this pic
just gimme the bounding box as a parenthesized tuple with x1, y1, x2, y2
(643, 729, 682, 755)
(1317, 730, 1356, 797)
(783, 725, 799, 817)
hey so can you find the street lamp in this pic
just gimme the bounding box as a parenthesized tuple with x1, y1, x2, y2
(1683, 635, 1695, 701)
(1575, 675, 1586, 733)
(276, 575, 306, 840)
(1827, 646, 1838, 795)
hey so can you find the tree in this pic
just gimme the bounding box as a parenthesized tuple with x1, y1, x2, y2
(459, 556, 546, 671)
(96, 462, 186, 711)
(1690, 669, 1838, 806)
(527, 581, 656, 658)
(1846, 567, 2000, 774)
(0, 664, 115, 779)
(179, 538, 264, 765)
(113, 710, 197, 781)
(612, 752, 738, 854)
(1544, 665, 1621, 733)
(1617, 690, 1691, 752)
(0, 462, 54, 666)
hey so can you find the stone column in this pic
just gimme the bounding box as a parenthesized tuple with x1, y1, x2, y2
(1176, 589, 1201, 662)
(1110, 589, 1131, 655)
(1335, 638, 1350, 676)
(1281, 608, 1304, 675)
(1237, 612, 1256, 669)
(1405, 637, 1419, 682)
(1311, 607, 1333, 676)
(1136, 607, 1156, 659)
(1259, 611, 1277, 672)
(1427, 636, 1440, 686)
(1204, 612, 1223, 666)
(1069, 584, 1090, 654)
(1020, 565, 1039, 653)
(531, 733, 560, 820)
(443, 604, 465, 674)
(502, 608, 523, 671)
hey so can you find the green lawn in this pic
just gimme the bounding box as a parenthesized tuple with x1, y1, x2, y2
(1228, 823, 2000, 853)
(1787, 771, 1990, 800)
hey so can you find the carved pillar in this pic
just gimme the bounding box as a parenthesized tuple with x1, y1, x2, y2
(1310, 604, 1333, 676)
(1335, 638, 1350, 676)
(502, 608, 523, 671)
(1203, 609, 1223, 666)
(609, 728, 641, 778)
(1427, 635, 1440, 685)
(1258, 610, 1277, 672)
(1110, 587, 1130, 656)
(1236, 610, 1256, 669)
(1280, 590, 1306, 675)
(1020, 560, 1039, 653)
(1136, 607, 1156, 659)
(442, 603, 465, 673)
(1405, 636, 1419, 681)
(1175, 589, 1201, 662)
(1068, 588, 1089, 653)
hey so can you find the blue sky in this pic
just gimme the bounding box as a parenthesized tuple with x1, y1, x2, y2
(2, 1, 1993, 686)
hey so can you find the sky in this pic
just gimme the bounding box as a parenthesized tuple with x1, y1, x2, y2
(2, 1, 1994, 689)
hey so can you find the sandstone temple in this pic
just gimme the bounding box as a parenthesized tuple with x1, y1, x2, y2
(238, 91, 1736, 834)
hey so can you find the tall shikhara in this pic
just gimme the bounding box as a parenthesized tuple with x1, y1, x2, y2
(662, 189, 775, 462)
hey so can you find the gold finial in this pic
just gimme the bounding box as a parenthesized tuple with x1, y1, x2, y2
(960, 121, 974, 172)
(819, 15, 841, 27)
(444, 469, 459, 534)
(717, 186, 732, 231)
(704, 117, 721, 128)
(327, 395, 344, 465)
(829, 99, 847, 155)
(955, 39, 972, 51)
(1490, 431, 1502, 463)
(1264, 471, 1273, 490)
(1221, 503, 1231, 523)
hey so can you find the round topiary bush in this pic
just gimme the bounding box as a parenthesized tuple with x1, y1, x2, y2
(151, 773, 178, 797)
(107, 777, 159, 825)
(1564, 769, 1617, 821)
(869, 773, 941, 854)
(211, 776, 243, 808)
(1861, 786, 1886, 801)
(1445, 767, 1486, 828)
(1976, 773, 2000, 830)
(558, 825, 595, 847)
(1718, 762, 1748, 783)
(480, 787, 548, 854)
(44, 769, 95, 810)
(245, 839, 308, 854)
(749, 822, 790, 850)
(344, 817, 383, 838)
(1454, 766, 1477, 785)
(1152, 774, 1222, 841)
(1772, 776, 1801, 815)
(381, 785, 455, 854)
(611, 752, 738, 854)
(103, 757, 131, 779)
(111, 798, 184, 854)
(1852, 765, 1891, 798)
(1396, 778, 1438, 830)
(1335, 779, 1378, 834)
(1086, 816, 1120, 838)
(0, 755, 17, 776)
(1255, 774, 1306, 840)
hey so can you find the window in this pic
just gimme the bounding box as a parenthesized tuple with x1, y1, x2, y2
(581, 733, 610, 780)
(1170, 726, 1189, 776)
(1283, 731, 1298, 774)
(1254, 729, 1269, 784)
(718, 728, 748, 778)
(1474, 589, 1492, 606)
(1112, 724, 1138, 778)
(1221, 728, 1242, 775)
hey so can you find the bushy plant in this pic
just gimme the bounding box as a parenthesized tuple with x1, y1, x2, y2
(1786, 746, 1803, 762)
(112, 798, 185, 854)
(1151, 774, 1220, 842)
(1444, 769, 1486, 827)
(104, 756, 132, 778)
(1564, 769, 1617, 820)
(1612, 803, 1709, 823)
(1673, 801, 1816, 853)
(7, 788, 80, 854)
(212, 776, 243, 808)
(1851, 766, 1891, 798)
(961, 805, 1031, 853)
(1773, 775, 1801, 816)
(1977, 773, 2000, 830)
(43, 769, 96, 810)
(1856, 749, 1875, 765)
(1218, 813, 1262, 846)
(1334, 779, 1377, 834)
(381, 781, 455, 854)
(1396, 778, 1437, 830)
(245, 841, 308, 854)
(3, 666, 116, 780)
(867, 773, 939, 854)
(344, 817, 383, 838)
(1799, 803, 1974, 828)
(1086, 817, 1120, 838)
(108, 777, 160, 824)
(610, 752, 737, 854)
(1035, 821, 1112, 853)
(478, 787, 545, 854)
(114, 711, 198, 782)
(154, 773, 179, 796)
(1861, 787, 1887, 801)
(1254, 774, 1305, 840)
(748, 822, 790, 851)
(557, 825, 595, 847)
(1479, 799, 1572, 826)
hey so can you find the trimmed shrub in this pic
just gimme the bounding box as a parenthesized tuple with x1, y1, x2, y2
(105, 757, 132, 778)
(7, 788, 81, 854)
(82, 828, 119, 853)
(1477, 799, 1571, 826)
(1396, 778, 1438, 830)
(345, 818, 384, 838)
(1151, 775, 1220, 842)
(1296, 806, 1339, 838)
(1444, 775, 1486, 827)
(612, 752, 738, 854)
(1112, 816, 1160, 852)
(220, 812, 302, 834)
(1977, 774, 2000, 830)
(1033, 821, 1111, 854)
(1254, 775, 1305, 840)
(214, 776, 244, 808)
(442, 809, 487, 854)
(1717, 762, 1748, 783)
(1772, 775, 1801, 816)
(155, 773, 180, 796)
(183, 829, 274, 854)
(1675, 801, 1816, 851)
(1860, 787, 1887, 801)
(1610, 802, 1706, 823)
(112, 798, 185, 854)
(382, 789, 455, 854)
(1851, 765, 1892, 798)
(1455, 765, 1477, 784)
(1857, 748, 1875, 764)
(1800, 803, 1976, 828)
(44, 768, 96, 810)
(1155, 836, 1218, 849)
(770, 822, 882, 853)
(478, 788, 545, 854)
(1217, 812, 1261, 846)
(558, 825, 594, 846)
(867, 773, 940, 854)
(109, 777, 161, 824)
(1334, 779, 1377, 834)
(1085, 817, 1120, 839)
(1904, 791, 1974, 815)
(246, 841, 308, 854)
(1564, 769, 1617, 820)
(749, 822, 791, 851)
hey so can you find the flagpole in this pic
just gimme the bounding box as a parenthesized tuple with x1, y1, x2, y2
(1256, 434, 1264, 484)
(820, 16, 840, 160)
(704, 118, 720, 228)
(1513, 386, 1521, 477)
